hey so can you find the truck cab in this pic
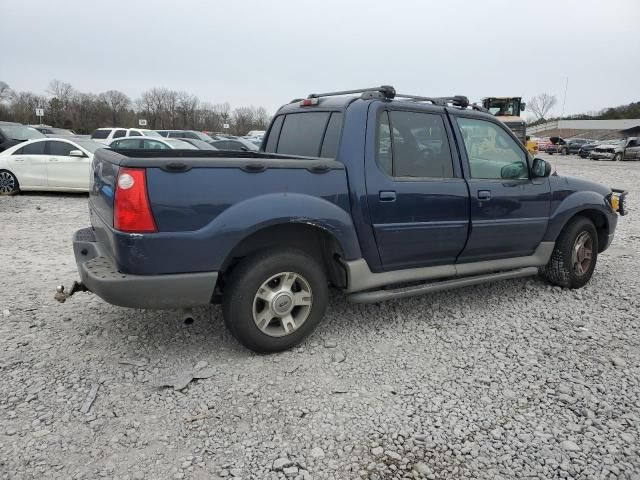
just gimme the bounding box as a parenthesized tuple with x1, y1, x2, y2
(481, 97, 527, 144)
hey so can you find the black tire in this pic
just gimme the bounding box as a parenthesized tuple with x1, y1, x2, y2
(540, 216, 598, 289)
(0, 170, 19, 196)
(613, 153, 622, 162)
(561, 148, 569, 155)
(222, 248, 329, 353)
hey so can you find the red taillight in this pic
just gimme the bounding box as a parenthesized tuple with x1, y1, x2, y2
(114, 168, 157, 233)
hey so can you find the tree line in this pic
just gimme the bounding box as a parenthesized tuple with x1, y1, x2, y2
(0, 80, 271, 135)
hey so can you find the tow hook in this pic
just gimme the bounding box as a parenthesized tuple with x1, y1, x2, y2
(54, 281, 88, 303)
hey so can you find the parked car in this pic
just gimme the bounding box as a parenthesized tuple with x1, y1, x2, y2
(156, 130, 214, 142)
(589, 138, 639, 161)
(536, 137, 552, 152)
(31, 125, 76, 136)
(210, 138, 259, 151)
(0, 137, 105, 194)
(565, 138, 593, 154)
(176, 138, 218, 150)
(109, 137, 198, 150)
(61, 86, 626, 353)
(90, 128, 163, 145)
(0, 121, 46, 152)
(246, 130, 266, 137)
(544, 137, 568, 155)
(578, 140, 603, 158)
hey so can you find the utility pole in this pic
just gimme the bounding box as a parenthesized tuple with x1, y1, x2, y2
(561, 77, 569, 118)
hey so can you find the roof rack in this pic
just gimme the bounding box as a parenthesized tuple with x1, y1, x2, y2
(303, 86, 472, 110)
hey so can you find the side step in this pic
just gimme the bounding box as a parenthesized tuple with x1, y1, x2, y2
(347, 267, 538, 304)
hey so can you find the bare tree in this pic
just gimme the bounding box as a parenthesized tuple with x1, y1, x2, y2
(99, 90, 131, 126)
(177, 91, 199, 129)
(528, 93, 557, 122)
(0, 81, 12, 102)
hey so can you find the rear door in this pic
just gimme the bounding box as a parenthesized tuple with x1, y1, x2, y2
(453, 115, 551, 262)
(365, 105, 470, 270)
(624, 138, 639, 160)
(8, 141, 48, 187)
(46, 140, 91, 189)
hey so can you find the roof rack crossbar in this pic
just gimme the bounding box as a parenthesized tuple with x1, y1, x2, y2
(308, 85, 396, 99)
(395, 94, 470, 109)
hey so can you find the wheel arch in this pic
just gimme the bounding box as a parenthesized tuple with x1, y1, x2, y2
(216, 222, 350, 299)
(560, 208, 610, 253)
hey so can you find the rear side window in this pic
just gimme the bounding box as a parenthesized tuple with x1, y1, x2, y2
(48, 141, 74, 156)
(16, 142, 46, 155)
(376, 110, 454, 178)
(91, 129, 110, 139)
(276, 112, 330, 157)
(128, 131, 142, 137)
(113, 129, 127, 139)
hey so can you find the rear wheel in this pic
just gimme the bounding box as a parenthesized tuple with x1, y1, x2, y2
(222, 248, 328, 352)
(613, 153, 622, 162)
(561, 147, 569, 155)
(540, 216, 598, 289)
(0, 170, 19, 195)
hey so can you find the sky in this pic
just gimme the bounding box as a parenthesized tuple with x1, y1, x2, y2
(2, 0, 639, 118)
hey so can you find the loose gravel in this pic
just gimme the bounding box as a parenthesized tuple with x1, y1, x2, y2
(0, 154, 639, 479)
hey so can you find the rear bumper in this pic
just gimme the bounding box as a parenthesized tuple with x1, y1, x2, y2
(73, 228, 218, 309)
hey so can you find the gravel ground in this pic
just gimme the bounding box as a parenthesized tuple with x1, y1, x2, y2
(0, 154, 639, 480)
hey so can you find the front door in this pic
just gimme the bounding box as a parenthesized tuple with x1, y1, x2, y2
(46, 140, 91, 189)
(454, 115, 551, 262)
(365, 106, 470, 271)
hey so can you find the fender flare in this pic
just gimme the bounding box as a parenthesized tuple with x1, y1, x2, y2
(544, 190, 614, 243)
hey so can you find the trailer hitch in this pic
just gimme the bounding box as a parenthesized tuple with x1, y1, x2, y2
(54, 281, 88, 303)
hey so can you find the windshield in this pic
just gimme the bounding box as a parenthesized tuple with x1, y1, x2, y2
(485, 98, 521, 117)
(0, 125, 46, 141)
(141, 130, 163, 138)
(74, 140, 107, 153)
(165, 139, 198, 150)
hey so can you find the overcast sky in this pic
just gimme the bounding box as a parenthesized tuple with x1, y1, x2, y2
(2, 0, 638, 117)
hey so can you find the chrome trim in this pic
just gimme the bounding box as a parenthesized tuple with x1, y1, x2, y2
(344, 242, 554, 293)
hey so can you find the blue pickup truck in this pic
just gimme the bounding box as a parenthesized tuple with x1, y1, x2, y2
(59, 86, 627, 352)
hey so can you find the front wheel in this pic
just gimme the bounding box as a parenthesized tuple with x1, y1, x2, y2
(613, 153, 622, 162)
(222, 248, 329, 352)
(562, 148, 569, 155)
(540, 216, 598, 289)
(0, 170, 19, 195)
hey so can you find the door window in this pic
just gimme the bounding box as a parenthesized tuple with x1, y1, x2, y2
(376, 110, 454, 178)
(112, 139, 141, 149)
(112, 129, 127, 139)
(456, 117, 528, 180)
(15, 141, 46, 155)
(91, 129, 110, 139)
(47, 141, 74, 156)
(128, 131, 142, 137)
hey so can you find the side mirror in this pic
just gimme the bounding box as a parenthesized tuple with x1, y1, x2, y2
(500, 162, 527, 179)
(69, 149, 85, 157)
(532, 158, 551, 178)
(520, 102, 526, 111)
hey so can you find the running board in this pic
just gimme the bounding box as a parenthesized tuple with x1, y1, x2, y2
(347, 267, 538, 304)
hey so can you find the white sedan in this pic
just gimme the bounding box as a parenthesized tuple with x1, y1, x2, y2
(0, 137, 105, 195)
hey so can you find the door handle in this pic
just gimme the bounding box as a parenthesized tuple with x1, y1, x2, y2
(379, 191, 396, 202)
(49, 158, 58, 162)
(477, 190, 491, 200)
(14, 158, 24, 162)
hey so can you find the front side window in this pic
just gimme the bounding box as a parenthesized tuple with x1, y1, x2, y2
(456, 117, 528, 180)
(48, 141, 74, 156)
(375, 110, 454, 178)
(128, 131, 142, 137)
(113, 129, 127, 139)
(15, 141, 46, 155)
